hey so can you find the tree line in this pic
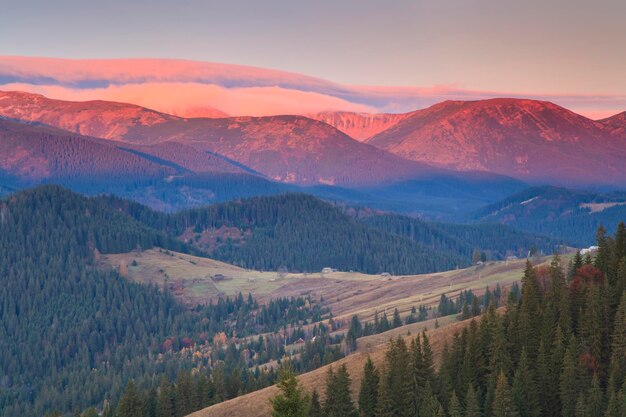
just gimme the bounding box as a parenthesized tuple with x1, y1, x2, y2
(271, 222, 626, 417)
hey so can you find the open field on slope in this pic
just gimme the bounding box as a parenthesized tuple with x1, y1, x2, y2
(101, 248, 551, 319)
(188, 314, 474, 417)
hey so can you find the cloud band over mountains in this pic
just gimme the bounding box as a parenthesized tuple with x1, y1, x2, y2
(1, 56, 624, 119)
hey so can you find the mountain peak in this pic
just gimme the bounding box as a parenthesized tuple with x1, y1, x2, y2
(367, 98, 626, 185)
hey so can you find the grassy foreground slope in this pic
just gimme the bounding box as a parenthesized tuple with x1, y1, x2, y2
(188, 315, 470, 417)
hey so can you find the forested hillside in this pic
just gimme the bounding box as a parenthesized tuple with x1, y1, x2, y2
(0, 186, 191, 416)
(0, 186, 339, 416)
(103, 193, 559, 274)
(474, 185, 626, 246)
(362, 213, 557, 260)
(267, 223, 626, 417)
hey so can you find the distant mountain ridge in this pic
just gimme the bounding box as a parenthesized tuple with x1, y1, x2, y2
(0, 90, 440, 186)
(307, 111, 408, 140)
(599, 111, 626, 137)
(367, 98, 626, 186)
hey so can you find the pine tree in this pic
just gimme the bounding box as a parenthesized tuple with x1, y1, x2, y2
(609, 292, 626, 391)
(309, 390, 322, 417)
(604, 387, 625, 417)
(175, 371, 193, 417)
(560, 339, 581, 417)
(447, 391, 462, 417)
(157, 377, 176, 417)
(358, 357, 379, 417)
(377, 338, 412, 417)
(586, 374, 605, 417)
(464, 384, 481, 417)
(270, 368, 309, 417)
(492, 371, 519, 417)
(511, 348, 540, 417)
(324, 365, 357, 417)
(418, 383, 444, 417)
(392, 309, 402, 328)
(518, 260, 541, 358)
(118, 380, 143, 417)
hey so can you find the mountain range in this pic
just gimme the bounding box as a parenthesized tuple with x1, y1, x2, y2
(0, 91, 436, 186)
(1, 90, 625, 221)
(2, 91, 624, 188)
(363, 98, 626, 186)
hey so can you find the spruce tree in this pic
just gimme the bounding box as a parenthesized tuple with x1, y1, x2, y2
(175, 372, 193, 417)
(418, 383, 444, 417)
(586, 374, 605, 417)
(560, 339, 581, 417)
(605, 389, 621, 417)
(492, 371, 519, 417)
(358, 357, 379, 417)
(574, 393, 587, 417)
(118, 380, 143, 417)
(270, 368, 309, 417)
(324, 365, 357, 417)
(157, 377, 176, 417)
(609, 292, 626, 391)
(377, 338, 412, 417)
(511, 348, 540, 417)
(447, 391, 462, 417)
(392, 309, 402, 328)
(464, 384, 481, 417)
(309, 390, 322, 417)
(518, 260, 541, 358)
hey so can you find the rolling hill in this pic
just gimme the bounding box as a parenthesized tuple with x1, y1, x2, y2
(101, 192, 558, 274)
(472, 185, 626, 245)
(367, 98, 626, 186)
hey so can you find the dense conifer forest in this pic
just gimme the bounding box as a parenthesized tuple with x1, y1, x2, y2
(0, 185, 602, 417)
(101, 193, 554, 274)
(0, 187, 336, 416)
(271, 223, 626, 417)
(362, 214, 556, 260)
(473, 186, 626, 246)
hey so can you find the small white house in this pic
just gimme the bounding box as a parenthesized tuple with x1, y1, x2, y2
(321, 267, 333, 274)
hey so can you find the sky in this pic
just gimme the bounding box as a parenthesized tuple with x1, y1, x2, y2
(2, 0, 625, 117)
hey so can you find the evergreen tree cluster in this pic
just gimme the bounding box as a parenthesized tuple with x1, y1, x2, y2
(272, 223, 626, 417)
(363, 214, 556, 261)
(102, 193, 467, 274)
(0, 186, 336, 417)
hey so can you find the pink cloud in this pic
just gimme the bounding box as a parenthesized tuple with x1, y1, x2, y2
(1, 82, 375, 117)
(1, 56, 624, 119)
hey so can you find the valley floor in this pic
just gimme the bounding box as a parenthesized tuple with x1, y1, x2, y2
(101, 248, 548, 323)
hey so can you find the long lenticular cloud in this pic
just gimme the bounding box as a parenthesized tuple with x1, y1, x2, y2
(1, 56, 624, 119)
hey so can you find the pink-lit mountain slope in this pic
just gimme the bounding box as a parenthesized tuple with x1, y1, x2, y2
(598, 111, 626, 137)
(306, 111, 408, 141)
(0, 118, 176, 181)
(0, 91, 439, 186)
(0, 117, 247, 183)
(367, 98, 626, 186)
